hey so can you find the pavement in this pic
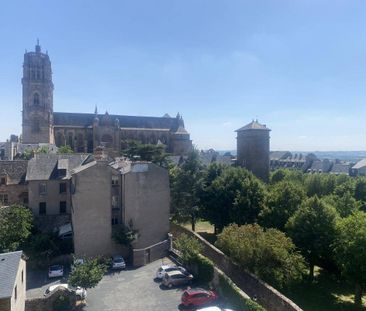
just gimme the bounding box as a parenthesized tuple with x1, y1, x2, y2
(27, 258, 190, 310)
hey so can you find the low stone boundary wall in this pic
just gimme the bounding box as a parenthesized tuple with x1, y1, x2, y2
(170, 223, 302, 311)
(25, 287, 76, 311)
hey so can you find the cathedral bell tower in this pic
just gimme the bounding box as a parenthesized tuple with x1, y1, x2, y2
(22, 40, 54, 144)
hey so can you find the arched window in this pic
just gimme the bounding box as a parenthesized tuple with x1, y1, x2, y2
(77, 133, 84, 152)
(33, 93, 40, 106)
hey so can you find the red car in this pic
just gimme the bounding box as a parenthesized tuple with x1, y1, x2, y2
(181, 288, 218, 308)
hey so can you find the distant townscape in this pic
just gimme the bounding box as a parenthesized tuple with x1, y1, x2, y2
(1, 41, 366, 311)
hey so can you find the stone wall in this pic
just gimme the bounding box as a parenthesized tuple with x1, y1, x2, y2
(170, 223, 302, 311)
(133, 239, 170, 267)
(25, 288, 75, 311)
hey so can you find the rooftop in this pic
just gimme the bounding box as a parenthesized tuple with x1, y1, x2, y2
(0, 251, 23, 299)
(236, 120, 270, 132)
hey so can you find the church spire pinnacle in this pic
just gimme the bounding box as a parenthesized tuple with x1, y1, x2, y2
(35, 38, 41, 53)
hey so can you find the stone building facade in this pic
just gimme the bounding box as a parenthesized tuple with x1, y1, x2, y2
(71, 158, 170, 265)
(0, 251, 26, 311)
(21, 42, 192, 155)
(25, 153, 90, 230)
(0, 161, 28, 206)
(236, 120, 270, 182)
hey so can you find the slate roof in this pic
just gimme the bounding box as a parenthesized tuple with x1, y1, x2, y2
(0, 161, 28, 185)
(26, 154, 89, 181)
(236, 120, 270, 132)
(353, 158, 366, 170)
(53, 112, 181, 131)
(0, 251, 23, 299)
(330, 163, 350, 175)
(270, 151, 292, 161)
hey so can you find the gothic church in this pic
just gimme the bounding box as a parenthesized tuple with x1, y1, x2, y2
(21, 41, 192, 155)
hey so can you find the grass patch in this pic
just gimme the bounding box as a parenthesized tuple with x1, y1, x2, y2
(283, 267, 366, 311)
(183, 220, 217, 244)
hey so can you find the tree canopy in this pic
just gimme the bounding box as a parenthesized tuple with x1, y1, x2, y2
(0, 205, 33, 252)
(260, 181, 305, 231)
(122, 140, 170, 167)
(333, 211, 366, 305)
(170, 150, 204, 231)
(216, 224, 305, 288)
(200, 166, 265, 232)
(286, 196, 339, 278)
(68, 257, 107, 290)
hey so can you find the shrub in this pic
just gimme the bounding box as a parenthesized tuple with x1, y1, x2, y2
(219, 274, 266, 311)
(53, 294, 70, 311)
(191, 255, 214, 284)
(216, 224, 305, 288)
(173, 233, 202, 264)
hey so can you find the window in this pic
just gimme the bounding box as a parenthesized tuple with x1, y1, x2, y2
(33, 93, 40, 106)
(0, 177, 6, 185)
(59, 182, 67, 194)
(111, 217, 119, 225)
(39, 202, 46, 215)
(14, 285, 17, 300)
(112, 196, 118, 209)
(39, 183, 47, 195)
(112, 175, 119, 186)
(0, 194, 8, 204)
(59, 201, 67, 214)
(21, 270, 24, 283)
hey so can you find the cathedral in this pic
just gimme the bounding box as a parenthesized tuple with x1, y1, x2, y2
(21, 41, 192, 155)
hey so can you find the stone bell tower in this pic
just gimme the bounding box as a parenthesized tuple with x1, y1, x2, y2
(22, 40, 54, 144)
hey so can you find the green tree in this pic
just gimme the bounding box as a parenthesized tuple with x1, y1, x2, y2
(57, 145, 74, 154)
(68, 257, 107, 292)
(201, 166, 265, 232)
(173, 233, 202, 263)
(260, 181, 305, 231)
(216, 224, 305, 288)
(355, 177, 366, 202)
(333, 211, 366, 305)
(112, 223, 139, 246)
(35, 146, 49, 154)
(171, 150, 204, 231)
(323, 192, 360, 218)
(286, 196, 339, 278)
(0, 205, 33, 252)
(123, 140, 170, 167)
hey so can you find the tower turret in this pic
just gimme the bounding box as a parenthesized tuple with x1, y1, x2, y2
(236, 119, 270, 182)
(22, 40, 54, 144)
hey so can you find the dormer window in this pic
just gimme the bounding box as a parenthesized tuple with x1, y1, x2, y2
(0, 176, 6, 186)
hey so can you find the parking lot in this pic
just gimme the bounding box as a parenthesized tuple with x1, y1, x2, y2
(27, 258, 189, 310)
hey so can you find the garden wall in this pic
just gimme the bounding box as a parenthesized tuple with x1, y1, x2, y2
(170, 223, 303, 311)
(25, 287, 76, 311)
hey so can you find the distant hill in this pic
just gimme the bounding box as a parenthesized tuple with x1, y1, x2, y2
(216, 150, 366, 163)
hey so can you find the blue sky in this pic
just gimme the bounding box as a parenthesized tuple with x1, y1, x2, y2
(1, 0, 366, 151)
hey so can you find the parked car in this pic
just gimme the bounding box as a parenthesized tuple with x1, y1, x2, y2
(156, 264, 188, 279)
(111, 255, 126, 269)
(197, 307, 234, 311)
(48, 265, 64, 278)
(44, 283, 87, 300)
(162, 270, 193, 288)
(181, 288, 218, 308)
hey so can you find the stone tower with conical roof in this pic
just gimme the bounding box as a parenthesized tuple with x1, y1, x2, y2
(236, 119, 270, 182)
(22, 40, 54, 144)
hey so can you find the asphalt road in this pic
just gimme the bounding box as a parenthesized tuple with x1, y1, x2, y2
(80, 258, 187, 311)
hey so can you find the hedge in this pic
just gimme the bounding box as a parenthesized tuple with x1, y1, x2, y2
(219, 274, 266, 311)
(191, 254, 214, 284)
